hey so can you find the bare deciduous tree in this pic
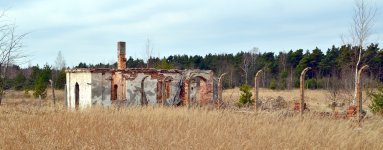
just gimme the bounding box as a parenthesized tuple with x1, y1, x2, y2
(51, 51, 66, 105)
(342, 0, 376, 104)
(279, 51, 287, 73)
(0, 12, 27, 105)
(145, 38, 154, 68)
(241, 54, 251, 85)
(54, 50, 66, 70)
(241, 47, 258, 85)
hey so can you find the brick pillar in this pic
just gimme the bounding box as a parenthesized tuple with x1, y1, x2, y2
(117, 41, 126, 70)
(162, 76, 173, 106)
(183, 79, 190, 106)
(199, 80, 208, 105)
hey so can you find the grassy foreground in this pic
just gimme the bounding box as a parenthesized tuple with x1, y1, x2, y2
(1, 105, 382, 149)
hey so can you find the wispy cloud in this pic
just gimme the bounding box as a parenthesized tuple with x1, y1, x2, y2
(1, 0, 382, 67)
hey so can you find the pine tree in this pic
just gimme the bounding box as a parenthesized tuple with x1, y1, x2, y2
(33, 65, 51, 99)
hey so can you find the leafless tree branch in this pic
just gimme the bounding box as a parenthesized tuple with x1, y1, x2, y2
(0, 12, 27, 105)
(145, 38, 154, 68)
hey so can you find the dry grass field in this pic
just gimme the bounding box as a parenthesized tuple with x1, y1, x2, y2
(0, 89, 382, 149)
(223, 88, 371, 112)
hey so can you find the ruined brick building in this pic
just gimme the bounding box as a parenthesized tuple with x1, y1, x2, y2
(66, 42, 219, 109)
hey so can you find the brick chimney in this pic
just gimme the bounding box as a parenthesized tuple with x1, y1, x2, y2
(117, 41, 126, 70)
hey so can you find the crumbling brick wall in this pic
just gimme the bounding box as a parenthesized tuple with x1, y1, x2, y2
(182, 70, 215, 106)
(66, 41, 218, 108)
(66, 68, 217, 107)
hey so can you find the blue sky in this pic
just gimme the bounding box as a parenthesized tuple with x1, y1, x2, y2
(1, 0, 382, 67)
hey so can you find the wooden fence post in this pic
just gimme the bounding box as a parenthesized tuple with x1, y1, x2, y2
(300, 67, 311, 115)
(254, 70, 263, 110)
(218, 73, 227, 109)
(49, 79, 56, 105)
(357, 65, 369, 122)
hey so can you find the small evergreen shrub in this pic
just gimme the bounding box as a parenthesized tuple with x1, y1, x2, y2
(33, 78, 47, 99)
(368, 87, 383, 115)
(238, 84, 253, 107)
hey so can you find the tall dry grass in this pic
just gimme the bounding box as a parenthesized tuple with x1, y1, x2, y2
(1, 105, 383, 149)
(223, 88, 371, 112)
(0, 89, 382, 149)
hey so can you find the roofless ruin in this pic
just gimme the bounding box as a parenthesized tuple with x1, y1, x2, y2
(65, 42, 219, 109)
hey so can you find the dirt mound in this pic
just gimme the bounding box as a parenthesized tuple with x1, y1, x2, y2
(260, 96, 288, 111)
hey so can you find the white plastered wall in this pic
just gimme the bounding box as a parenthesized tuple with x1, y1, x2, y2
(91, 73, 112, 105)
(66, 72, 92, 109)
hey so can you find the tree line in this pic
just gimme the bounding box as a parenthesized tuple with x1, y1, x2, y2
(4, 43, 382, 94)
(3, 64, 66, 97)
(2, 50, 67, 100)
(74, 43, 382, 90)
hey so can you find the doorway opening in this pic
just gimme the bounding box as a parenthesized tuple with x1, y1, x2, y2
(75, 82, 80, 109)
(112, 84, 118, 100)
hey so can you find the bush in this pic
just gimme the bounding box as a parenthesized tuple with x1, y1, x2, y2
(238, 84, 253, 106)
(33, 77, 47, 99)
(269, 79, 277, 90)
(368, 87, 383, 115)
(306, 79, 325, 89)
(305, 79, 317, 89)
(13, 73, 26, 91)
(294, 78, 325, 89)
(33, 64, 51, 99)
(33, 83, 47, 99)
